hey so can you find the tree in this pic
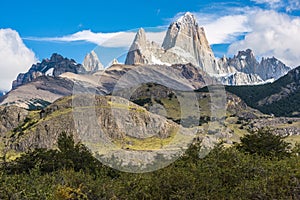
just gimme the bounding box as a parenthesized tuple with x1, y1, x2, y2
(237, 128, 291, 158)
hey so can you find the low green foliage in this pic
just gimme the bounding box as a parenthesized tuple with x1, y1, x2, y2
(1, 131, 300, 199)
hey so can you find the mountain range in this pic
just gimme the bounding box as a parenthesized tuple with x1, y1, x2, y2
(0, 12, 299, 166)
(124, 12, 290, 85)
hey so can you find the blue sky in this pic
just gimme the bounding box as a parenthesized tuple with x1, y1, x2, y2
(1, 0, 300, 90)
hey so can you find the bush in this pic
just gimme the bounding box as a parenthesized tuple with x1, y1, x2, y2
(237, 128, 291, 158)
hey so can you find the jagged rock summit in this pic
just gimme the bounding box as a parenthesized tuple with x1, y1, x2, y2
(259, 56, 290, 80)
(83, 50, 104, 72)
(12, 53, 86, 89)
(125, 13, 219, 74)
(125, 28, 149, 65)
(219, 49, 291, 82)
(162, 12, 218, 74)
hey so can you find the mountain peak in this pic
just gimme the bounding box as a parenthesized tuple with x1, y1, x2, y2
(125, 28, 149, 65)
(137, 28, 146, 37)
(128, 28, 147, 50)
(177, 12, 197, 25)
(162, 12, 218, 73)
(236, 49, 255, 60)
(83, 50, 103, 72)
(50, 53, 64, 62)
(12, 53, 86, 89)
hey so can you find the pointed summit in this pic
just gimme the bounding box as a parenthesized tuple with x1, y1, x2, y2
(162, 12, 211, 51)
(125, 13, 219, 73)
(83, 50, 104, 72)
(136, 28, 146, 41)
(176, 12, 197, 25)
(112, 58, 119, 65)
(131, 28, 147, 50)
(125, 28, 149, 65)
(162, 12, 218, 73)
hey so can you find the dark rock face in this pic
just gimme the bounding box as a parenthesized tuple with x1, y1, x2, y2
(12, 53, 86, 89)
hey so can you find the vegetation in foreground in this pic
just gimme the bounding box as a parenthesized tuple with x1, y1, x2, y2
(0, 129, 300, 199)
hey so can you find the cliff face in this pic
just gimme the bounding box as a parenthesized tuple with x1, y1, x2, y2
(0, 106, 29, 137)
(162, 12, 218, 74)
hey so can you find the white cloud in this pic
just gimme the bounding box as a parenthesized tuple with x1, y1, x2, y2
(197, 15, 250, 44)
(25, 30, 166, 48)
(166, 12, 250, 45)
(228, 10, 300, 67)
(0, 29, 36, 91)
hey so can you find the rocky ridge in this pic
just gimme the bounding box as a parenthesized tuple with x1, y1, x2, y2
(0, 106, 29, 137)
(218, 49, 290, 82)
(1, 63, 215, 109)
(12, 53, 86, 89)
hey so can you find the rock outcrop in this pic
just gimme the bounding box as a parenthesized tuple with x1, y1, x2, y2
(83, 50, 104, 72)
(12, 53, 86, 89)
(0, 106, 29, 136)
(3, 94, 198, 172)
